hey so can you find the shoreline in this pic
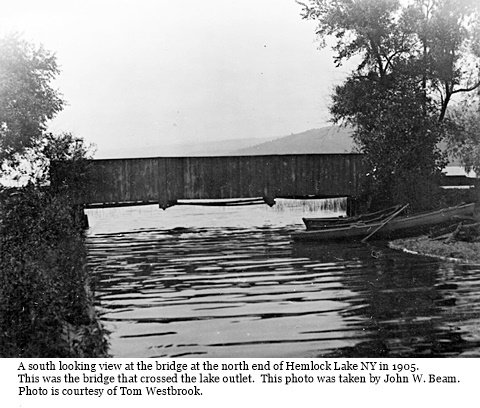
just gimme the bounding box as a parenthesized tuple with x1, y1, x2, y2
(389, 237, 480, 265)
(388, 202, 480, 265)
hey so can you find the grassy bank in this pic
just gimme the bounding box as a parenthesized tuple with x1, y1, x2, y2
(0, 186, 109, 357)
(390, 236, 480, 264)
(389, 197, 480, 264)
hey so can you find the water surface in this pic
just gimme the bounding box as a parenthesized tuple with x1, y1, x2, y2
(86, 201, 480, 358)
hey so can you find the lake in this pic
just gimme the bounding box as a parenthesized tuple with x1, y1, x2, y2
(86, 199, 480, 358)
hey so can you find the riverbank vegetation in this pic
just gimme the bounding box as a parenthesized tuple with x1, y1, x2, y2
(0, 33, 108, 357)
(0, 182, 108, 357)
(391, 203, 480, 262)
(391, 234, 480, 264)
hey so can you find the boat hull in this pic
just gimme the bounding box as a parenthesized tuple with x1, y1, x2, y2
(303, 205, 401, 230)
(292, 203, 476, 242)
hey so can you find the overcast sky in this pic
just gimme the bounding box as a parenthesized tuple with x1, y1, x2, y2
(1, 0, 352, 157)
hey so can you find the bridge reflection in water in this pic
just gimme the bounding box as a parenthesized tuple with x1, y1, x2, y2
(86, 202, 480, 358)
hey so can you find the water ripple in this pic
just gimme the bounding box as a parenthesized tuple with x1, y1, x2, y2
(87, 206, 480, 358)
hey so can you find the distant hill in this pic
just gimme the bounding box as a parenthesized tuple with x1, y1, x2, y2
(231, 127, 465, 169)
(233, 126, 355, 155)
(95, 126, 355, 159)
(96, 136, 274, 159)
(96, 126, 465, 168)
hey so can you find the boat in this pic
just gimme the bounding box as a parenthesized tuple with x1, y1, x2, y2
(303, 205, 402, 230)
(292, 203, 476, 243)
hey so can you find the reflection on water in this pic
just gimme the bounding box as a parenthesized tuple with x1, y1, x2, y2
(86, 202, 480, 358)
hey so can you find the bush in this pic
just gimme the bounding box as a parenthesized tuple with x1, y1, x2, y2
(0, 185, 108, 357)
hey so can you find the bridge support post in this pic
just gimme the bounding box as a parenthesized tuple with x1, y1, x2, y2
(159, 199, 177, 210)
(472, 180, 480, 205)
(346, 197, 360, 217)
(263, 196, 276, 207)
(72, 205, 89, 229)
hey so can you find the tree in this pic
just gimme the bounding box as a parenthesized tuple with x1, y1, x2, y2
(0, 33, 64, 164)
(331, 72, 448, 209)
(0, 37, 106, 357)
(413, 0, 480, 120)
(297, 0, 480, 209)
(297, 0, 480, 114)
(447, 100, 480, 174)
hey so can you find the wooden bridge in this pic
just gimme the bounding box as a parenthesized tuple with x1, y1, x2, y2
(80, 154, 366, 210)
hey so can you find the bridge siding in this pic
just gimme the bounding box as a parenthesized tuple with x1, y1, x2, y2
(84, 154, 365, 207)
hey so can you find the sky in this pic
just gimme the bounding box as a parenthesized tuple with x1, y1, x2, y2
(0, 0, 352, 158)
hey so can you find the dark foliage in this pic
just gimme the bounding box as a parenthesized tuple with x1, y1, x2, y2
(0, 33, 64, 163)
(297, 0, 480, 210)
(0, 134, 107, 357)
(1, 34, 107, 357)
(0, 185, 108, 357)
(331, 73, 448, 211)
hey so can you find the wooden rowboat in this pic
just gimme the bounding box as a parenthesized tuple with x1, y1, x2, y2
(303, 205, 402, 230)
(292, 203, 475, 243)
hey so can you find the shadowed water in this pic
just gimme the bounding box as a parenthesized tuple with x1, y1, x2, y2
(86, 201, 480, 358)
